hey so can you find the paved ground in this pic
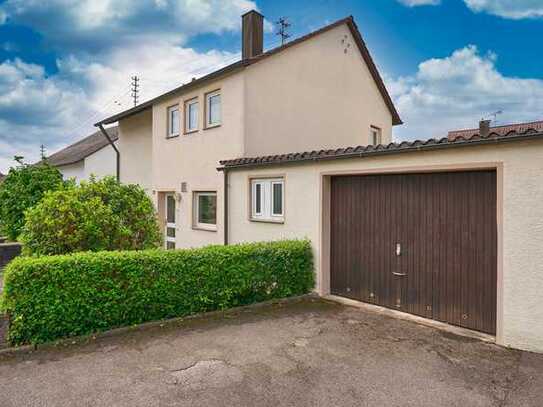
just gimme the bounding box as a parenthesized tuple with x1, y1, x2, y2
(0, 297, 542, 407)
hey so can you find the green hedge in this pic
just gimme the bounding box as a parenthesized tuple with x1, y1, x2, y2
(1, 240, 314, 345)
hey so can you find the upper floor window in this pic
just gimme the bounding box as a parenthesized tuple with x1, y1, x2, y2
(251, 178, 284, 222)
(167, 105, 180, 138)
(184, 98, 199, 133)
(370, 126, 382, 146)
(205, 90, 221, 128)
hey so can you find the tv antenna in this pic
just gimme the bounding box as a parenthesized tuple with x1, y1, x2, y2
(275, 17, 291, 45)
(131, 76, 140, 106)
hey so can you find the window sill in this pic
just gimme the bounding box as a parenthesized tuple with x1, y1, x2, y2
(184, 129, 198, 135)
(192, 225, 217, 232)
(166, 134, 180, 139)
(250, 217, 284, 224)
(204, 123, 221, 130)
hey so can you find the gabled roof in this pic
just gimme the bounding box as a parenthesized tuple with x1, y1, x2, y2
(448, 120, 543, 140)
(96, 16, 401, 126)
(46, 126, 119, 167)
(219, 128, 543, 170)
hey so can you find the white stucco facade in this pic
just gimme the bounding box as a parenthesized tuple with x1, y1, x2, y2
(225, 139, 543, 353)
(57, 142, 117, 183)
(116, 21, 397, 249)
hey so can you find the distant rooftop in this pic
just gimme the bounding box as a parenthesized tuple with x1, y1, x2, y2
(448, 120, 543, 140)
(46, 126, 118, 167)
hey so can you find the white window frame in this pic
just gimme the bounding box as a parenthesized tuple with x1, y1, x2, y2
(370, 126, 382, 146)
(184, 98, 199, 133)
(251, 178, 284, 222)
(205, 90, 221, 128)
(167, 105, 180, 138)
(165, 193, 176, 249)
(193, 191, 217, 231)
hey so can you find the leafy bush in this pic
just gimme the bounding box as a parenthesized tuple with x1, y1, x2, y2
(0, 163, 64, 240)
(20, 176, 161, 255)
(1, 240, 314, 345)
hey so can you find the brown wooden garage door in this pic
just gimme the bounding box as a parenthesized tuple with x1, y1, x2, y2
(330, 171, 497, 334)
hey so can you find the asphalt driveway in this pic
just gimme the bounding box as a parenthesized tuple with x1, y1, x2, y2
(0, 297, 542, 407)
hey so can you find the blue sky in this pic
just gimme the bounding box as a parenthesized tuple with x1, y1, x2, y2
(0, 0, 542, 171)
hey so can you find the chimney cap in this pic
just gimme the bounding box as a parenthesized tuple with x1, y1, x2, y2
(241, 9, 264, 18)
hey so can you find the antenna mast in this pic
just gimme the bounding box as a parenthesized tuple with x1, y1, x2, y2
(275, 17, 291, 45)
(131, 76, 140, 107)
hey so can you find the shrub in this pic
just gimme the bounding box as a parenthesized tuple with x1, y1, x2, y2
(0, 162, 64, 240)
(20, 176, 161, 255)
(1, 240, 314, 345)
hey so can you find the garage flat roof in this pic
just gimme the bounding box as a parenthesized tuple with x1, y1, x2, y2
(218, 129, 543, 170)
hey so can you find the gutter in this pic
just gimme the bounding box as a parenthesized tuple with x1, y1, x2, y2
(96, 124, 120, 182)
(217, 131, 543, 171)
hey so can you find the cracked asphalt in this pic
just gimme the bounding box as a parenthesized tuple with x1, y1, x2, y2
(0, 297, 542, 407)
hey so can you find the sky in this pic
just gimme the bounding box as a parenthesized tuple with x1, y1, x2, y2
(0, 0, 542, 172)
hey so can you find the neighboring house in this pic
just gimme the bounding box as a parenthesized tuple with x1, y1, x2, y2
(448, 119, 543, 140)
(95, 10, 543, 353)
(46, 126, 118, 183)
(95, 11, 401, 249)
(0, 173, 5, 183)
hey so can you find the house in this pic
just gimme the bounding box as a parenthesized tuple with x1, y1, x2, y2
(95, 11, 401, 249)
(448, 119, 543, 140)
(96, 11, 543, 353)
(0, 173, 5, 183)
(46, 126, 119, 183)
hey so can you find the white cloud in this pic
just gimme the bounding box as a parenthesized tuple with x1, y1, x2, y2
(397, 0, 441, 6)
(464, 0, 543, 19)
(0, 0, 254, 172)
(0, 0, 258, 52)
(397, 0, 543, 19)
(389, 45, 543, 140)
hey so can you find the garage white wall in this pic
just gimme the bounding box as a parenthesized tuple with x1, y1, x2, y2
(226, 139, 543, 353)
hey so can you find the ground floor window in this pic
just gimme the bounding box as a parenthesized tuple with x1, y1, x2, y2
(251, 178, 284, 222)
(193, 191, 217, 230)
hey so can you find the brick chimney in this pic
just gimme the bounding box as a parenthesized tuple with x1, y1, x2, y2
(242, 10, 264, 60)
(479, 119, 491, 137)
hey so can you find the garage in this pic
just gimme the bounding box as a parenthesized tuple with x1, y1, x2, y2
(330, 171, 497, 334)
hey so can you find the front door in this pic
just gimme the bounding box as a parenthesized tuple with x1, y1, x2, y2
(165, 193, 176, 250)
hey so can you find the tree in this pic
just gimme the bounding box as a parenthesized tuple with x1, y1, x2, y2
(0, 161, 64, 241)
(20, 176, 162, 255)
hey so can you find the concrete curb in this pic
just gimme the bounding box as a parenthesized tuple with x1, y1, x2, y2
(0, 293, 318, 357)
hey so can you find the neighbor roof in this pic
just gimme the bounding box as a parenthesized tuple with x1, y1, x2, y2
(46, 126, 119, 167)
(219, 128, 543, 170)
(95, 16, 401, 126)
(448, 120, 543, 140)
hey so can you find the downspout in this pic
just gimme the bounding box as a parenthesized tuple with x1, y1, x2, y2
(223, 168, 229, 245)
(96, 123, 120, 182)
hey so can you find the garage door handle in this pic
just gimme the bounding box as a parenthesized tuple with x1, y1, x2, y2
(392, 272, 407, 277)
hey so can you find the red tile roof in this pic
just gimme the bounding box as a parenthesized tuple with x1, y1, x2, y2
(219, 127, 543, 170)
(448, 120, 543, 140)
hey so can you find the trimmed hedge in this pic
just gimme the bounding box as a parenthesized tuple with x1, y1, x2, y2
(1, 240, 314, 345)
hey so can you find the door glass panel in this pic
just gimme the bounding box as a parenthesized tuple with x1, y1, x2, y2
(166, 195, 176, 223)
(166, 241, 176, 250)
(166, 227, 176, 238)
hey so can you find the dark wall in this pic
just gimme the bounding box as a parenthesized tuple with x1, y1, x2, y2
(0, 243, 22, 270)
